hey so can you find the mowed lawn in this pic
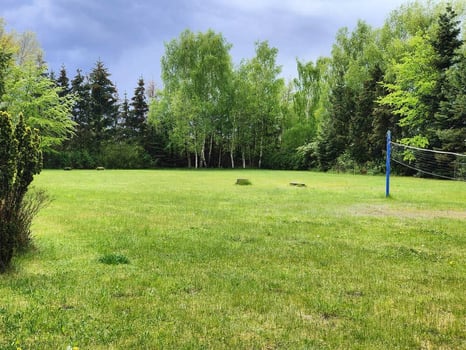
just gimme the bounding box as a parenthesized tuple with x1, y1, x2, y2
(1, 170, 465, 349)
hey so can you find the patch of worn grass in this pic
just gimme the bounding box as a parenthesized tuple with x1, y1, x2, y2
(0, 170, 464, 349)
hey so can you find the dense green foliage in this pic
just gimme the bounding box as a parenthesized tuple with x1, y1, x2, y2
(1, 170, 464, 348)
(0, 112, 42, 272)
(0, 24, 66, 272)
(2, 1, 465, 172)
(159, 30, 234, 168)
(0, 23, 76, 151)
(46, 62, 154, 169)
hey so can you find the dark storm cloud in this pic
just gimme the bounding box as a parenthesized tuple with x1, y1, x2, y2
(5, 1, 192, 64)
(4, 0, 202, 91)
(2, 0, 408, 93)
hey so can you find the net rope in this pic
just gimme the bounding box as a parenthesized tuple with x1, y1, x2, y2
(391, 142, 466, 181)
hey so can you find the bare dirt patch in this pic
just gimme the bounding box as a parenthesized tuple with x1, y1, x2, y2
(347, 204, 466, 220)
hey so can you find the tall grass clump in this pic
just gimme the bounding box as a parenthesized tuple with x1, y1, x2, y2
(15, 188, 50, 251)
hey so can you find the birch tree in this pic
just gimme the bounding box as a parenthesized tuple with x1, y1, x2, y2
(160, 29, 232, 168)
(242, 41, 284, 168)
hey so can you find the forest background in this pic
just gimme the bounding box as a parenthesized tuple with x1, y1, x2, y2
(1, 0, 465, 173)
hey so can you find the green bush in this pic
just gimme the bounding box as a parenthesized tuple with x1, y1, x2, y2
(0, 112, 42, 272)
(43, 149, 97, 169)
(100, 142, 150, 169)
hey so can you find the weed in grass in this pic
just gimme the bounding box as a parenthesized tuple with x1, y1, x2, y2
(383, 245, 444, 262)
(98, 253, 130, 265)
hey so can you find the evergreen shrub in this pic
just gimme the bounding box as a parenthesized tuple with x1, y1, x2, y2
(0, 112, 43, 272)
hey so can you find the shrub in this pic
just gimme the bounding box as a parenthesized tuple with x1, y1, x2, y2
(15, 188, 50, 252)
(100, 142, 149, 169)
(66, 149, 96, 169)
(0, 112, 42, 272)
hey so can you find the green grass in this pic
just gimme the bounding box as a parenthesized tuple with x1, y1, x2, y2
(1, 170, 465, 349)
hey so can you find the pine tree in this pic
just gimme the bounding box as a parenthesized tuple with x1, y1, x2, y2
(128, 77, 148, 142)
(349, 74, 376, 167)
(318, 74, 354, 170)
(70, 69, 92, 151)
(56, 65, 71, 97)
(118, 92, 131, 140)
(437, 54, 466, 154)
(432, 5, 462, 72)
(88, 60, 119, 150)
(420, 5, 465, 179)
(431, 5, 463, 147)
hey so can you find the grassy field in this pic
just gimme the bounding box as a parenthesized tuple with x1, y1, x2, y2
(0, 170, 465, 349)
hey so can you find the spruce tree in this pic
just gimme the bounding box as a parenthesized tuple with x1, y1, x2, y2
(437, 54, 466, 154)
(318, 75, 354, 170)
(88, 60, 119, 151)
(432, 5, 462, 72)
(128, 77, 148, 142)
(431, 5, 463, 146)
(70, 69, 92, 158)
(56, 65, 71, 97)
(118, 92, 131, 140)
(428, 5, 464, 178)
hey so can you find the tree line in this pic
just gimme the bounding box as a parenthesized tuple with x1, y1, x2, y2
(1, 0, 465, 172)
(150, 1, 466, 172)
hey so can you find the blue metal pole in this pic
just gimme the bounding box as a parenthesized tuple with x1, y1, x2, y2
(386, 130, 391, 197)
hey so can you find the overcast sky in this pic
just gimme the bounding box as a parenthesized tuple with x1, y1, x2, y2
(3, 0, 409, 95)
